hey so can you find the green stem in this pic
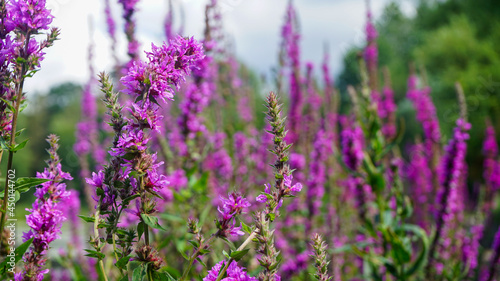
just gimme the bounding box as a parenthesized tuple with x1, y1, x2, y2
(139, 175, 150, 246)
(179, 234, 216, 281)
(215, 231, 257, 281)
(94, 200, 109, 281)
(0, 32, 30, 254)
(147, 267, 153, 281)
(112, 234, 125, 277)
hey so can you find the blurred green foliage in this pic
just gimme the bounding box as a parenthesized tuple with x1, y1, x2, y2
(337, 0, 500, 184)
(0, 83, 82, 205)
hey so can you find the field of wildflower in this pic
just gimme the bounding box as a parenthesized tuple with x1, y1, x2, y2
(1, 0, 500, 280)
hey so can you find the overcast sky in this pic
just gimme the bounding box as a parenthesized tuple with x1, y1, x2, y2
(26, 0, 417, 94)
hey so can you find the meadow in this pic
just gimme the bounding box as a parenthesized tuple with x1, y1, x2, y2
(1, 0, 500, 280)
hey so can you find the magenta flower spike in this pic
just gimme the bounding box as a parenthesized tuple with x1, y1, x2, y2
(16, 135, 73, 281)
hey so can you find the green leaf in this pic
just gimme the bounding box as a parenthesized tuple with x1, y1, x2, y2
(401, 224, 430, 277)
(230, 249, 250, 261)
(137, 222, 145, 241)
(0, 98, 14, 113)
(220, 236, 236, 251)
(267, 213, 276, 222)
(0, 238, 33, 274)
(196, 257, 207, 268)
(163, 266, 182, 279)
(78, 215, 95, 223)
(122, 193, 140, 205)
(15, 177, 51, 193)
(140, 213, 166, 231)
(188, 240, 200, 249)
(152, 271, 177, 281)
(241, 222, 252, 234)
(390, 237, 411, 264)
(116, 255, 133, 269)
(84, 249, 105, 260)
(160, 213, 184, 222)
(191, 172, 209, 193)
(132, 264, 146, 281)
(0, 136, 9, 151)
(15, 128, 25, 137)
(11, 139, 29, 152)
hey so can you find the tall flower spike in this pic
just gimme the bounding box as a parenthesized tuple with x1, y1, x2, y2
(341, 124, 364, 171)
(281, 1, 302, 145)
(483, 123, 500, 214)
(7, 0, 54, 33)
(311, 234, 333, 281)
(407, 74, 441, 155)
(254, 92, 301, 281)
(16, 135, 72, 281)
(427, 118, 470, 274)
(484, 226, 500, 281)
(118, 0, 140, 62)
(364, 4, 378, 90)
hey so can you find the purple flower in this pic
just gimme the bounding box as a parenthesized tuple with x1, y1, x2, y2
(204, 132, 233, 190)
(381, 84, 397, 139)
(483, 124, 500, 194)
(110, 128, 150, 157)
(306, 129, 330, 219)
(429, 118, 470, 268)
(17, 135, 72, 281)
(7, 0, 53, 33)
(216, 193, 251, 237)
(280, 2, 302, 145)
(104, 0, 116, 39)
(341, 125, 364, 171)
(218, 193, 251, 220)
(144, 169, 169, 193)
(118, 0, 140, 12)
(365, 11, 378, 41)
(120, 36, 204, 103)
(256, 184, 271, 203)
(177, 83, 210, 139)
(86, 171, 105, 189)
(203, 260, 257, 281)
(129, 99, 164, 132)
(406, 142, 433, 230)
(284, 174, 302, 194)
(86, 170, 116, 211)
(407, 75, 441, 152)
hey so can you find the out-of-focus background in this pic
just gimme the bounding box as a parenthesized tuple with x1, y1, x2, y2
(6, 0, 500, 210)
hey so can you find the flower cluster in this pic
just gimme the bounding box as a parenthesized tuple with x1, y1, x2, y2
(16, 135, 72, 281)
(428, 118, 471, 271)
(216, 193, 251, 237)
(364, 11, 378, 72)
(118, 0, 141, 61)
(407, 142, 433, 230)
(341, 125, 364, 171)
(256, 174, 302, 207)
(0, 0, 57, 139)
(7, 0, 53, 33)
(483, 124, 500, 196)
(407, 75, 441, 149)
(121, 36, 204, 103)
(306, 130, 331, 219)
(280, 2, 302, 145)
(204, 260, 257, 281)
